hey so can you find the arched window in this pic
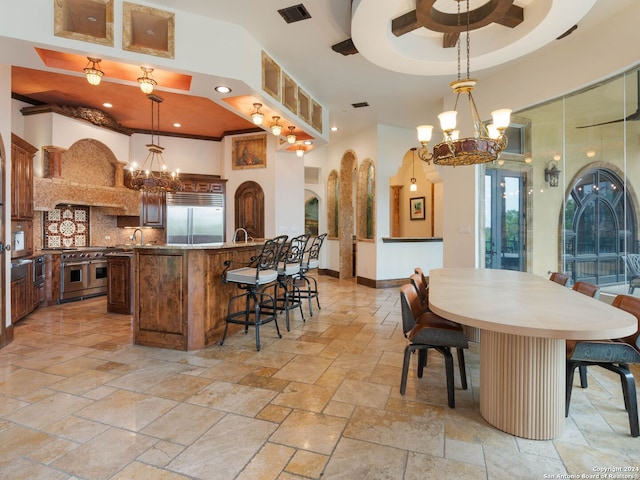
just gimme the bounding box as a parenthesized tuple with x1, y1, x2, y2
(357, 159, 375, 240)
(327, 170, 339, 238)
(564, 167, 636, 285)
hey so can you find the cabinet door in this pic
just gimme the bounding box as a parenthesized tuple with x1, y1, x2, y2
(107, 256, 132, 314)
(10, 277, 28, 324)
(11, 135, 36, 220)
(142, 191, 165, 227)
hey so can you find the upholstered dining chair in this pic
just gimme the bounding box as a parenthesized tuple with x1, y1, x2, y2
(220, 235, 288, 351)
(570, 281, 600, 387)
(298, 233, 327, 316)
(566, 294, 640, 437)
(409, 272, 429, 312)
(414, 267, 429, 290)
(550, 272, 570, 286)
(399, 283, 468, 408)
(623, 254, 640, 294)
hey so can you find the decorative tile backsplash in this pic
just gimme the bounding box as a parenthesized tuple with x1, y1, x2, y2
(44, 205, 90, 248)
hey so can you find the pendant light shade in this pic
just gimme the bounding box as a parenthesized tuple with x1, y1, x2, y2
(270, 116, 283, 136)
(251, 103, 264, 125)
(83, 57, 104, 86)
(137, 67, 157, 94)
(286, 125, 297, 144)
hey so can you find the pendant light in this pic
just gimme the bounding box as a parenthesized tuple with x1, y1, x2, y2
(270, 116, 283, 136)
(83, 57, 104, 86)
(251, 103, 264, 125)
(137, 67, 157, 94)
(286, 126, 297, 144)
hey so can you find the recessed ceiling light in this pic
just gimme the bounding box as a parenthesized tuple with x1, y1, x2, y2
(215, 85, 231, 93)
(173, 123, 181, 128)
(330, 126, 338, 132)
(87, 16, 97, 22)
(304, 140, 313, 145)
(103, 102, 112, 108)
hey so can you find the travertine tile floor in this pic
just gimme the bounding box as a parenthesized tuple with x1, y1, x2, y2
(1, 275, 639, 480)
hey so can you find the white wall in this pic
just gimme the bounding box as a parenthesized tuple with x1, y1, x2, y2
(129, 134, 221, 176)
(0, 65, 11, 332)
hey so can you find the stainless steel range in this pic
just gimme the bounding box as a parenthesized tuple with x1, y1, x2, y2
(59, 247, 121, 302)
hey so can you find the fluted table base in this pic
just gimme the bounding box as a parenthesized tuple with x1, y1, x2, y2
(479, 330, 565, 440)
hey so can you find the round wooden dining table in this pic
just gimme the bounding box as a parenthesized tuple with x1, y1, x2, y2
(428, 267, 637, 440)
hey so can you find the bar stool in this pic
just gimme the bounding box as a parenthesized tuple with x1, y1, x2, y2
(262, 233, 309, 331)
(297, 233, 327, 316)
(220, 235, 288, 351)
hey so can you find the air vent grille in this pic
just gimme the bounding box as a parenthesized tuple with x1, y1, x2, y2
(278, 4, 312, 24)
(351, 102, 370, 108)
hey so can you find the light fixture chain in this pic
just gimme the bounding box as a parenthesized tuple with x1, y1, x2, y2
(466, 0, 471, 79)
(457, 0, 461, 81)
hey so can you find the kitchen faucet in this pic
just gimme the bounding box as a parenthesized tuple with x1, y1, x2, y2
(131, 228, 144, 246)
(232, 227, 248, 244)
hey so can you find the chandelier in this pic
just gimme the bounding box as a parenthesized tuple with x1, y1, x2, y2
(416, 0, 511, 166)
(129, 94, 182, 193)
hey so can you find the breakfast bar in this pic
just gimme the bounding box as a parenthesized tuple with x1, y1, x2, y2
(133, 242, 264, 351)
(428, 268, 637, 440)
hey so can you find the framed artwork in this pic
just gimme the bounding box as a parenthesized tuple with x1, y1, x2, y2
(232, 134, 267, 169)
(122, 2, 175, 58)
(262, 51, 281, 101)
(410, 196, 426, 220)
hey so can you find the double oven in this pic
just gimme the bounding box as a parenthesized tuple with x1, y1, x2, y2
(60, 247, 119, 302)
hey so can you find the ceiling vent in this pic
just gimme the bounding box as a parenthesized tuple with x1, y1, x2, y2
(351, 101, 370, 108)
(278, 4, 312, 24)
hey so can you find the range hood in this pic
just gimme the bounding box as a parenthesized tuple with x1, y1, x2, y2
(34, 177, 140, 216)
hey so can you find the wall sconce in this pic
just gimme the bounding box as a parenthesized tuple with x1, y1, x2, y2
(270, 116, 283, 136)
(545, 161, 561, 187)
(83, 57, 104, 86)
(251, 103, 264, 125)
(137, 67, 157, 94)
(286, 126, 297, 144)
(410, 147, 418, 191)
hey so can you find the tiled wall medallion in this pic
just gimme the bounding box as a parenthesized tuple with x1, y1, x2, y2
(45, 205, 90, 248)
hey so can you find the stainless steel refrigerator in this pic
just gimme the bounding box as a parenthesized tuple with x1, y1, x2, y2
(166, 192, 225, 244)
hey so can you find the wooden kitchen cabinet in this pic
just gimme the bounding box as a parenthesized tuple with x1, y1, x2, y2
(107, 254, 133, 314)
(141, 191, 165, 227)
(10, 276, 28, 324)
(11, 133, 37, 220)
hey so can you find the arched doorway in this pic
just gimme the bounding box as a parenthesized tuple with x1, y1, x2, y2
(564, 165, 638, 285)
(235, 181, 264, 239)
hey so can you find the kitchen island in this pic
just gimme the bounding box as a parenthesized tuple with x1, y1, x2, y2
(133, 242, 265, 351)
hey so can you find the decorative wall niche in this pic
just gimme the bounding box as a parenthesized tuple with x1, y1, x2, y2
(298, 87, 311, 124)
(282, 72, 298, 114)
(122, 2, 175, 58)
(54, 0, 114, 46)
(261, 51, 281, 101)
(311, 99, 323, 133)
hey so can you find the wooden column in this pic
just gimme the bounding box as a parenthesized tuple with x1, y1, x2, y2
(391, 185, 403, 237)
(43, 146, 66, 179)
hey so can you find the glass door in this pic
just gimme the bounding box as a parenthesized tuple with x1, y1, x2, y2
(485, 169, 526, 271)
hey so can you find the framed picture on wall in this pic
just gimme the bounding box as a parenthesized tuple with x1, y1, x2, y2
(232, 134, 267, 169)
(410, 196, 425, 220)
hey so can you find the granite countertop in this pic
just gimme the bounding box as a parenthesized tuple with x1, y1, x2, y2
(130, 240, 266, 250)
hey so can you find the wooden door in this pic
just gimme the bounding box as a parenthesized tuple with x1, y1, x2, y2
(234, 181, 264, 239)
(0, 135, 6, 346)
